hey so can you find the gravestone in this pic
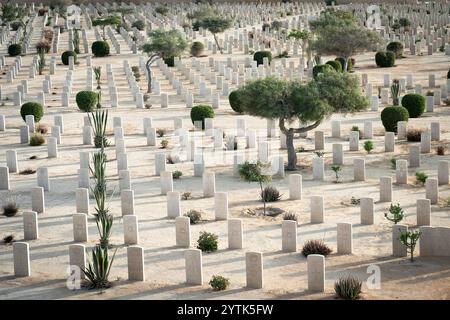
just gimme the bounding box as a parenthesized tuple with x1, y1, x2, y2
(425, 178, 438, 204)
(385, 132, 395, 152)
(202, 171, 216, 197)
(124, 215, 139, 245)
(176, 216, 190, 247)
(282, 220, 297, 252)
(311, 196, 324, 223)
(288, 174, 302, 200)
(121, 190, 135, 216)
(160, 171, 173, 194)
(307, 254, 325, 292)
(353, 158, 365, 181)
(416, 199, 431, 226)
(409, 145, 420, 167)
(13, 242, 30, 277)
(31, 187, 45, 213)
(69, 244, 86, 279)
(0, 166, 10, 190)
(167, 191, 181, 218)
(392, 224, 408, 257)
(127, 246, 145, 281)
(215, 192, 228, 220)
(379, 176, 392, 202)
(228, 219, 243, 249)
(332, 144, 343, 165)
(438, 160, 449, 185)
(185, 249, 203, 285)
(246, 251, 263, 289)
(23, 211, 38, 240)
(73, 213, 88, 242)
(360, 197, 374, 225)
(337, 223, 353, 254)
(395, 160, 408, 184)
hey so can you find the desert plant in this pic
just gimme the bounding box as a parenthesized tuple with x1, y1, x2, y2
(364, 140, 374, 153)
(83, 245, 117, 289)
(407, 129, 423, 142)
(331, 165, 342, 183)
(61, 50, 77, 65)
(399, 229, 421, 262)
(380, 106, 409, 133)
(190, 105, 215, 129)
(36, 123, 48, 134)
(156, 128, 166, 137)
(182, 192, 192, 200)
(436, 145, 445, 155)
(92, 41, 110, 57)
(30, 133, 46, 146)
(20, 102, 44, 122)
(37, 50, 46, 75)
(390, 79, 400, 106)
(8, 44, 22, 56)
(76, 91, 98, 112)
(401, 93, 425, 118)
(172, 170, 182, 179)
(351, 197, 360, 205)
(253, 50, 272, 66)
(19, 168, 36, 175)
(93, 66, 102, 89)
(184, 209, 202, 224)
(390, 158, 396, 169)
(209, 275, 230, 291)
(3, 234, 14, 244)
(415, 171, 428, 185)
(88, 110, 109, 148)
(283, 212, 298, 222)
(260, 186, 282, 202)
(197, 231, 218, 252)
(384, 203, 404, 224)
(2, 201, 19, 217)
(239, 161, 272, 215)
(190, 41, 205, 57)
(301, 239, 332, 257)
(73, 29, 80, 54)
(131, 20, 145, 31)
(334, 275, 362, 300)
(315, 151, 325, 157)
(160, 139, 169, 149)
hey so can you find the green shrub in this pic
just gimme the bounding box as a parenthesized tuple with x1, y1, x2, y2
(380, 106, 409, 133)
(209, 275, 230, 291)
(375, 51, 395, 67)
(190, 41, 205, 57)
(335, 57, 353, 71)
(91, 41, 110, 57)
(61, 50, 77, 65)
(2, 201, 19, 217)
(20, 102, 44, 122)
(131, 20, 145, 30)
(364, 140, 374, 153)
(163, 56, 175, 67)
(312, 64, 335, 79)
(301, 239, 332, 257)
(190, 105, 215, 130)
(197, 231, 218, 252)
(228, 90, 243, 113)
(415, 171, 428, 185)
(334, 275, 362, 300)
(253, 51, 272, 66)
(76, 91, 98, 112)
(10, 21, 22, 31)
(30, 133, 45, 146)
(386, 41, 404, 58)
(184, 209, 202, 224)
(172, 170, 183, 179)
(325, 60, 342, 72)
(384, 203, 404, 224)
(401, 93, 425, 118)
(260, 186, 282, 202)
(82, 246, 117, 289)
(8, 44, 22, 56)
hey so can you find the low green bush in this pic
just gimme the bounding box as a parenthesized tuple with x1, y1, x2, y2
(209, 275, 230, 291)
(190, 105, 215, 130)
(312, 64, 335, 79)
(375, 51, 395, 67)
(253, 51, 272, 66)
(401, 93, 425, 118)
(325, 60, 342, 72)
(197, 231, 218, 252)
(91, 41, 110, 57)
(20, 102, 44, 122)
(386, 41, 404, 58)
(190, 41, 205, 57)
(8, 44, 22, 56)
(380, 106, 409, 133)
(76, 91, 98, 112)
(228, 90, 243, 113)
(61, 50, 77, 65)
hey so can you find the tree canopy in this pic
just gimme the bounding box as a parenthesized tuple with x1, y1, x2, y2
(309, 8, 357, 34)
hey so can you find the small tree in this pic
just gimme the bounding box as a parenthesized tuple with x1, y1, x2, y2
(364, 140, 374, 153)
(92, 16, 122, 40)
(238, 161, 271, 215)
(112, 7, 134, 25)
(1, 1, 27, 27)
(312, 23, 382, 72)
(141, 29, 187, 93)
(288, 29, 311, 63)
(331, 165, 342, 183)
(198, 16, 232, 54)
(399, 229, 421, 262)
(385, 203, 404, 224)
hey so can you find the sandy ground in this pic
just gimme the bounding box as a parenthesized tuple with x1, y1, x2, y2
(0, 14, 450, 300)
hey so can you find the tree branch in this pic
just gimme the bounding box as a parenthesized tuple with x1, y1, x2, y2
(293, 119, 322, 133)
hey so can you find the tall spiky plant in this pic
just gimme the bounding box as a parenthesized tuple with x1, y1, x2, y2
(96, 212, 114, 249)
(88, 110, 109, 148)
(94, 66, 102, 89)
(83, 245, 117, 288)
(73, 28, 80, 54)
(37, 50, 45, 75)
(391, 79, 400, 106)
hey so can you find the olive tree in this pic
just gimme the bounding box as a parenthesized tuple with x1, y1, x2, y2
(141, 29, 187, 93)
(92, 16, 122, 40)
(198, 16, 232, 54)
(111, 7, 134, 25)
(312, 24, 382, 72)
(236, 72, 368, 170)
(287, 29, 311, 63)
(1, 1, 27, 26)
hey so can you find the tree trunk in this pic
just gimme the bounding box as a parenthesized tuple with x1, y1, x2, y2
(259, 181, 266, 215)
(146, 62, 152, 93)
(285, 129, 297, 171)
(213, 33, 222, 54)
(343, 57, 349, 73)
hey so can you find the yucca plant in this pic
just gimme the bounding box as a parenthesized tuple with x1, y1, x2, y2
(83, 245, 117, 289)
(94, 66, 102, 89)
(38, 50, 45, 75)
(334, 275, 362, 300)
(89, 110, 109, 148)
(96, 91, 102, 109)
(96, 213, 114, 249)
(391, 79, 400, 106)
(73, 28, 80, 54)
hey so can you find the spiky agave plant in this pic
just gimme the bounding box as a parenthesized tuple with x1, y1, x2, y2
(89, 110, 109, 148)
(94, 66, 102, 89)
(334, 275, 362, 300)
(83, 245, 117, 289)
(391, 79, 400, 106)
(96, 212, 114, 249)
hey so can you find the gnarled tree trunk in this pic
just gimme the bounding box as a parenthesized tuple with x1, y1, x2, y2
(145, 54, 159, 93)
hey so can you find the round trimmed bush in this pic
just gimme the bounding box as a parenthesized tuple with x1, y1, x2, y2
(11, 21, 22, 31)
(447, 69, 450, 79)
(381, 106, 409, 133)
(401, 93, 425, 118)
(8, 44, 22, 57)
(312, 64, 335, 79)
(228, 90, 243, 113)
(375, 51, 395, 67)
(335, 57, 353, 72)
(76, 91, 98, 112)
(20, 102, 44, 122)
(61, 50, 77, 65)
(91, 41, 110, 57)
(190, 105, 215, 130)
(190, 41, 205, 57)
(163, 56, 175, 67)
(253, 50, 272, 66)
(325, 60, 342, 72)
(131, 20, 145, 31)
(386, 41, 404, 58)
